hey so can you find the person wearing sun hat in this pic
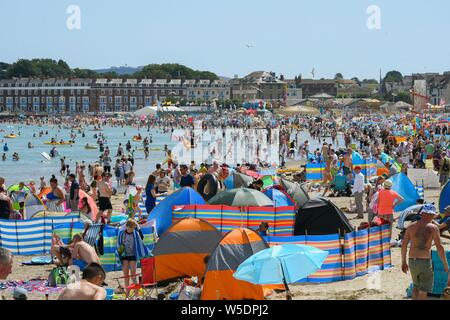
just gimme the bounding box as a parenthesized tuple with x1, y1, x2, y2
(373, 179, 404, 234)
(401, 203, 449, 300)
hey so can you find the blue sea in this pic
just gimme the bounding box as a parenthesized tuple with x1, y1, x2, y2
(0, 124, 176, 186)
(0, 123, 346, 187)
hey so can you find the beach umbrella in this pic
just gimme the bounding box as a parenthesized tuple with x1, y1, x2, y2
(208, 188, 273, 207)
(233, 244, 328, 299)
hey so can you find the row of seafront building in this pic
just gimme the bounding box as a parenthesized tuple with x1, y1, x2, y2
(1, 71, 449, 114)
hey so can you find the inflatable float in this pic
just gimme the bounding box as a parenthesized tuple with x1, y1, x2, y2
(4, 134, 17, 138)
(84, 145, 98, 150)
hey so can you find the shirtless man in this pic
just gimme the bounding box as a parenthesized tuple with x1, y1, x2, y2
(341, 148, 353, 179)
(69, 234, 101, 271)
(97, 172, 113, 223)
(58, 263, 106, 300)
(401, 204, 449, 300)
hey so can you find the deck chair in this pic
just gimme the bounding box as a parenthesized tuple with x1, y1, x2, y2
(117, 257, 158, 300)
(331, 175, 351, 196)
(82, 223, 104, 255)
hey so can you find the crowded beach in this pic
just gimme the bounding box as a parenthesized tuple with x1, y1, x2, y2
(0, 109, 450, 301)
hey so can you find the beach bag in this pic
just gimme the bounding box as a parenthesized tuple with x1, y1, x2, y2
(48, 266, 69, 287)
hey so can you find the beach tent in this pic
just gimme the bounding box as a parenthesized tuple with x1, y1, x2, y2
(148, 187, 205, 236)
(279, 179, 310, 208)
(294, 197, 354, 236)
(439, 180, 450, 213)
(153, 218, 222, 281)
(7, 185, 47, 219)
(388, 173, 420, 212)
(223, 168, 235, 189)
(381, 153, 401, 172)
(201, 228, 269, 300)
(262, 188, 295, 207)
(207, 188, 273, 207)
(232, 172, 254, 188)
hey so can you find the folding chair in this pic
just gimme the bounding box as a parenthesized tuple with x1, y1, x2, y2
(331, 175, 350, 196)
(116, 257, 158, 300)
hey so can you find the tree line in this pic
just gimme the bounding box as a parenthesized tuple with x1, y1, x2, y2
(0, 59, 219, 81)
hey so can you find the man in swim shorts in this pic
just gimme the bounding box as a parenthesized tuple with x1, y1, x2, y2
(401, 204, 449, 300)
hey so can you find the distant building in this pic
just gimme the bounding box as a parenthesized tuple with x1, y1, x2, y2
(231, 71, 287, 103)
(0, 77, 231, 114)
(285, 79, 303, 106)
(0, 78, 92, 114)
(296, 77, 337, 98)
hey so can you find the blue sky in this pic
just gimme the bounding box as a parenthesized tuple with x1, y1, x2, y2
(1, 0, 449, 79)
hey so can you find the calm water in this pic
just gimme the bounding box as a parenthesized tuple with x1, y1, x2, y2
(0, 123, 346, 187)
(0, 124, 176, 186)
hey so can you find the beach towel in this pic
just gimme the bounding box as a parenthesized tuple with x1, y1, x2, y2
(21, 256, 53, 266)
(117, 229, 151, 261)
(0, 280, 65, 295)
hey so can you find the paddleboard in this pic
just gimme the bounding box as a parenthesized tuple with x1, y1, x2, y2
(42, 152, 52, 161)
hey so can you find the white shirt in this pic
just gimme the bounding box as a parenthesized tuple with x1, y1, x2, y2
(353, 172, 365, 193)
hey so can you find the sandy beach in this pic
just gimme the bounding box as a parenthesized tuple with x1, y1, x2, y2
(2, 182, 446, 301)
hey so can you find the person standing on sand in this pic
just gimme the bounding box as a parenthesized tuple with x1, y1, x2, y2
(401, 204, 449, 300)
(352, 166, 365, 219)
(68, 174, 80, 212)
(46, 176, 66, 212)
(97, 173, 113, 224)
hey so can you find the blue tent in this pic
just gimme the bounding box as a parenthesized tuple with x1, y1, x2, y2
(439, 180, 450, 213)
(263, 188, 295, 207)
(352, 151, 364, 163)
(148, 187, 205, 235)
(388, 173, 420, 212)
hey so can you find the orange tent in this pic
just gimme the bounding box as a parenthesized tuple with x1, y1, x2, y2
(153, 218, 222, 282)
(201, 228, 272, 300)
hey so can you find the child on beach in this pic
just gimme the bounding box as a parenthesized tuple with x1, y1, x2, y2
(117, 219, 151, 295)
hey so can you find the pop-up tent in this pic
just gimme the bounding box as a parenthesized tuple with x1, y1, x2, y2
(279, 179, 310, 208)
(7, 185, 47, 219)
(388, 173, 420, 212)
(201, 228, 269, 300)
(262, 187, 295, 207)
(294, 197, 354, 236)
(231, 172, 255, 189)
(153, 218, 222, 282)
(207, 188, 273, 207)
(148, 187, 205, 235)
(439, 180, 450, 213)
